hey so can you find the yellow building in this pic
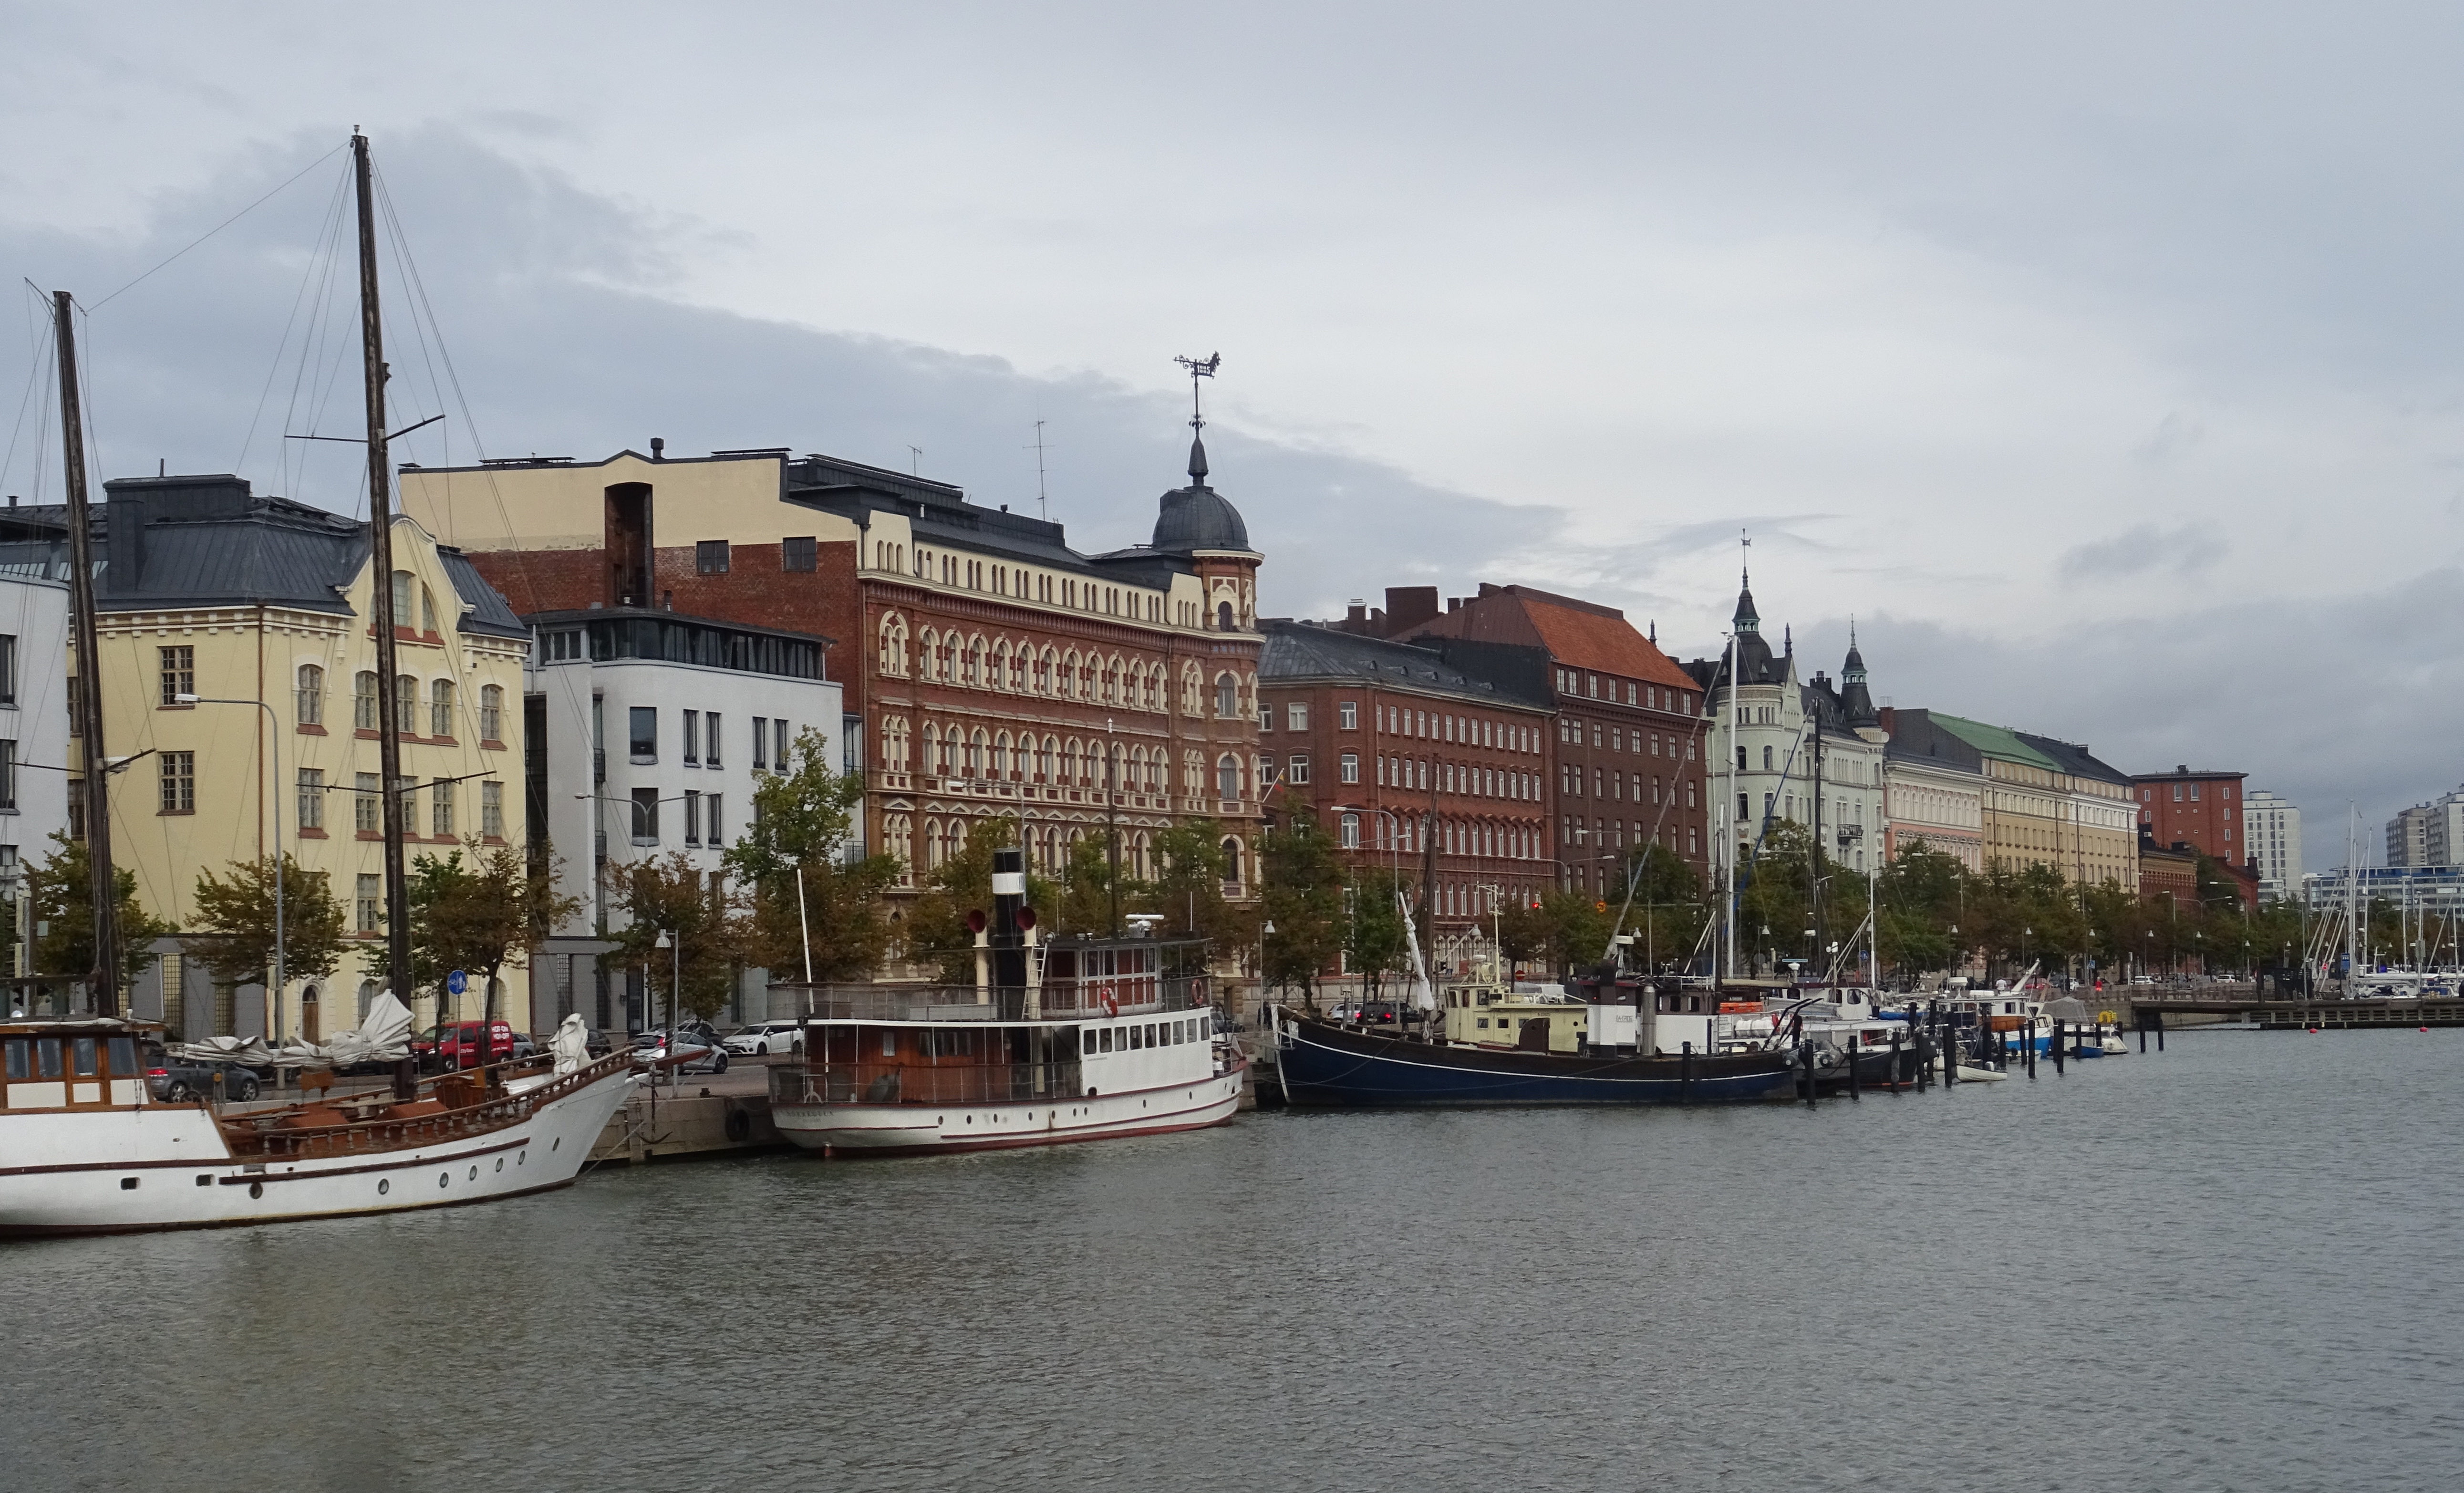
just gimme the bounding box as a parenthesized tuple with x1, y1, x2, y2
(66, 475, 531, 1041)
(1925, 714, 2138, 892)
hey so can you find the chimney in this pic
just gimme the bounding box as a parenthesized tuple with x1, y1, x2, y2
(1477, 581, 1502, 597)
(1447, 597, 1461, 612)
(1383, 586, 1439, 635)
(651, 437, 665, 462)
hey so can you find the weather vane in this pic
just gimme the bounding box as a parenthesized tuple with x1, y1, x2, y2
(1173, 352, 1221, 432)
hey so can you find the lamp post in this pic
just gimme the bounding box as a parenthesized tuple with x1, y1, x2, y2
(653, 926, 679, 1090)
(178, 694, 283, 1044)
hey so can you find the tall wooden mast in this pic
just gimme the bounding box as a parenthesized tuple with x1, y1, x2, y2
(353, 134, 413, 1008)
(53, 291, 118, 1016)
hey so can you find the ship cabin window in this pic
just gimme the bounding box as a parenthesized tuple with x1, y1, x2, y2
(1100, 1028, 1114, 1054)
(881, 1030, 896, 1058)
(1082, 1028, 1097, 1057)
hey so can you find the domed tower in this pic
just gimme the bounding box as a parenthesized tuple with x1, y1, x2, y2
(1731, 563, 1776, 685)
(1839, 622, 1879, 727)
(1150, 360, 1260, 632)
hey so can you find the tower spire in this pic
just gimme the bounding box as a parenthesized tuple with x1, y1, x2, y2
(1174, 352, 1220, 486)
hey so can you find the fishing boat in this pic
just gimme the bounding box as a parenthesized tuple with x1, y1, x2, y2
(767, 849, 1245, 1156)
(2, 133, 634, 1236)
(0, 1013, 633, 1237)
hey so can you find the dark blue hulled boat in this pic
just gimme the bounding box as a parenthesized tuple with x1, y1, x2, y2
(1270, 1007, 1799, 1107)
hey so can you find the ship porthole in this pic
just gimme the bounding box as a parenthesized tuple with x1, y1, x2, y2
(518, 1151, 525, 1165)
(468, 1166, 479, 1181)
(378, 1179, 390, 1195)
(440, 1172, 450, 1188)
(248, 1181, 264, 1200)
(495, 1157, 504, 1172)
(552, 1137, 561, 1151)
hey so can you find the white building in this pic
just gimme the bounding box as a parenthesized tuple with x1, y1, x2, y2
(1695, 580, 1888, 874)
(2244, 789, 2303, 899)
(0, 572, 72, 976)
(527, 606, 843, 1032)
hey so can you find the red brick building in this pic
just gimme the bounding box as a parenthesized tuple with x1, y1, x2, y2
(1388, 584, 1710, 891)
(2130, 766, 2249, 870)
(399, 433, 1266, 899)
(1258, 622, 1556, 933)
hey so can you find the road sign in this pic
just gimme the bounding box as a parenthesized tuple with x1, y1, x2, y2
(446, 969, 467, 996)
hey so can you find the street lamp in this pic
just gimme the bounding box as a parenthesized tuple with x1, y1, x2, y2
(177, 693, 284, 1046)
(653, 926, 679, 1089)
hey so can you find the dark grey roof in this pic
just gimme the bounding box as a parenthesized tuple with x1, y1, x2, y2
(1259, 620, 1549, 711)
(15, 475, 527, 640)
(1884, 708, 1987, 772)
(2014, 731, 2133, 788)
(524, 605, 831, 648)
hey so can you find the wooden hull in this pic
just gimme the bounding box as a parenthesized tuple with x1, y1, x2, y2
(772, 1060, 1245, 1157)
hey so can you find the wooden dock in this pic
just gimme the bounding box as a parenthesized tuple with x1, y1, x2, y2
(2126, 995, 2464, 1030)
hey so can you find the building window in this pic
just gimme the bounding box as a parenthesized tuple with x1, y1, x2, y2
(390, 570, 414, 627)
(783, 536, 817, 572)
(1342, 812, 1360, 849)
(480, 684, 503, 743)
(752, 716, 768, 770)
(356, 773, 381, 833)
(706, 795, 725, 847)
(67, 778, 83, 839)
(704, 713, 721, 767)
(775, 718, 789, 769)
(1288, 754, 1311, 786)
(1340, 751, 1359, 784)
(631, 788, 661, 843)
(295, 664, 323, 726)
(0, 634, 13, 705)
(683, 790, 702, 845)
(354, 672, 377, 730)
(431, 779, 455, 838)
(395, 675, 417, 736)
(1218, 675, 1240, 719)
(430, 679, 455, 739)
(481, 780, 504, 839)
(356, 874, 381, 933)
(159, 645, 194, 705)
(2190, 784, 2201, 801)
(1287, 703, 1309, 731)
(682, 710, 700, 765)
(696, 539, 730, 574)
(298, 768, 323, 831)
(394, 777, 417, 828)
(630, 706, 657, 763)
(1337, 701, 1356, 730)
(1217, 755, 1242, 800)
(160, 751, 195, 814)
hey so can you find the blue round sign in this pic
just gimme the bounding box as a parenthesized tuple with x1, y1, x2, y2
(446, 969, 467, 996)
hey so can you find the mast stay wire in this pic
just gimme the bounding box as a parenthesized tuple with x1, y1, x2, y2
(88, 142, 350, 312)
(3, 285, 55, 502)
(235, 161, 354, 480)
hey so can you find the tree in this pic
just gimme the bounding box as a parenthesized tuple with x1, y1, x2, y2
(605, 852, 753, 1025)
(724, 726, 903, 981)
(26, 831, 175, 1006)
(1611, 843, 1709, 975)
(388, 839, 581, 1023)
(1150, 819, 1252, 953)
(187, 855, 347, 992)
(1496, 896, 1553, 970)
(1343, 868, 1411, 996)
(1539, 889, 1610, 977)
(902, 817, 1063, 983)
(1258, 815, 1344, 1009)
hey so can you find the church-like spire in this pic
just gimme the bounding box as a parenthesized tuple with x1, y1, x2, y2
(1175, 351, 1220, 488)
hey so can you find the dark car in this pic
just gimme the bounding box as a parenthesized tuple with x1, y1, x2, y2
(148, 1053, 262, 1103)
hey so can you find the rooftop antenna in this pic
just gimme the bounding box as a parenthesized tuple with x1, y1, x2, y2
(908, 444, 922, 476)
(1740, 527, 1752, 588)
(1028, 419, 1051, 519)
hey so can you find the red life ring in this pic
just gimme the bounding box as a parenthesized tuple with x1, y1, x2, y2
(1098, 986, 1118, 1017)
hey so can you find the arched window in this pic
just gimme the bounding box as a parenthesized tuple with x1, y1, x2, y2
(421, 584, 438, 636)
(1066, 739, 1085, 786)
(922, 723, 942, 776)
(994, 731, 1013, 779)
(1762, 745, 1774, 771)
(296, 664, 324, 726)
(994, 641, 1013, 691)
(878, 614, 908, 676)
(1141, 664, 1159, 712)
(966, 730, 987, 777)
(1215, 673, 1238, 719)
(479, 684, 503, 742)
(1216, 754, 1241, 801)
(1218, 600, 1234, 631)
(927, 819, 946, 868)
(353, 671, 377, 730)
(1036, 736, 1055, 782)
(1106, 654, 1124, 704)
(394, 675, 417, 736)
(1220, 837, 1242, 887)
(965, 636, 985, 687)
(1035, 649, 1054, 695)
(1185, 750, 1202, 795)
(1131, 831, 1151, 881)
(1184, 664, 1203, 715)
(430, 679, 456, 738)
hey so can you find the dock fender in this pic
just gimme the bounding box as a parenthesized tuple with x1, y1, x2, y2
(724, 1106, 752, 1144)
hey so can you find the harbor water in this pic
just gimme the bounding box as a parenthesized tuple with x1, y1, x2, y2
(7, 1028, 2461, 1492)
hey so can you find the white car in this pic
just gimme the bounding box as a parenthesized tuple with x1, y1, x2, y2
(722, 1021, 806, 1057)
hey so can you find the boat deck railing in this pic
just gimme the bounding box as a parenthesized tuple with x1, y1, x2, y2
(217, 1052, 635, 1161)
(782, 978, 1211, 1025)
(770, 1059, 1088, 1108)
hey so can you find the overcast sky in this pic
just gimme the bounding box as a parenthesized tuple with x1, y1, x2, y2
(5, 2, 2459, 870)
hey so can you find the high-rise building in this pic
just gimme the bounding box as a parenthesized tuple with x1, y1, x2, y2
(2387, 802, 2438, 868)
(2243, 789, 2301, 898)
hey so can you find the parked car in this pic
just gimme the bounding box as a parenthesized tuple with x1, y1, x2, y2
(148, 1053, 262, 1103)
(1329, 1000, 1414, 1026)
(632, 1029, 729, 1075)
(722, 1021, 806, 1057)
(414, 1020, 520, 1071)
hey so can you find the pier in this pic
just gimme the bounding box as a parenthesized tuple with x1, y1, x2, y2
(2123, 991, 2464, 1030)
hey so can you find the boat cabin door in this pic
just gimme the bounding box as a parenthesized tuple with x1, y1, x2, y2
(1517, 1018, 1552, 1053)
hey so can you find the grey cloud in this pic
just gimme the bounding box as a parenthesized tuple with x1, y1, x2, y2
(2058, 524, 2225, 582)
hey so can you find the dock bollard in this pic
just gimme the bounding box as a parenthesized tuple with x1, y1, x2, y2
(2052, 1022, 2065, 1075)
(1801, 1041, 1817, 1108)
(1847, 1036, 1861, 1101)
(1888, 1026, 1902, 1091)
(2025, 1024, 2036, 1078)
(1679, 1041, 1693, 1104)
